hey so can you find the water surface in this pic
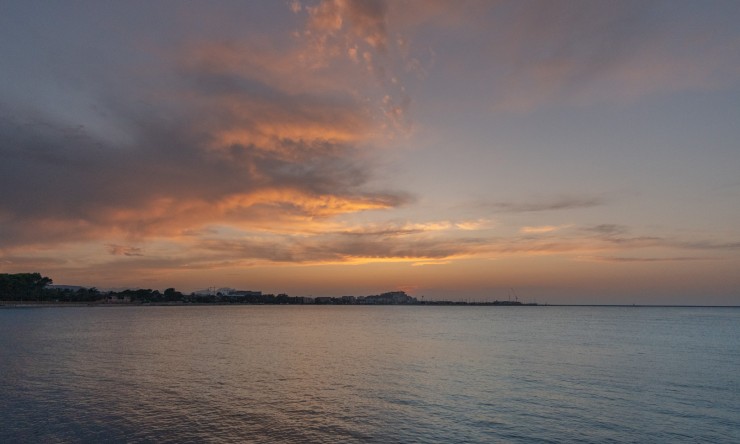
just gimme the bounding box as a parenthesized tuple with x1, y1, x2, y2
(1, 305, 738, 442)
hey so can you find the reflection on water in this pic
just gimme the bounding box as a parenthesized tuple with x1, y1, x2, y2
(1, 306, 738, 442)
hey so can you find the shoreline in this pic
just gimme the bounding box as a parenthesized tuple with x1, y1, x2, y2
(2, 302, 738, 309)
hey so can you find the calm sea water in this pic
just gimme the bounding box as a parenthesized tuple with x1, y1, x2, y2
(1, 305, 738, 443)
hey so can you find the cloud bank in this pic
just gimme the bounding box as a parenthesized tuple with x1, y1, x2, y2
(0, 11, 414, 253)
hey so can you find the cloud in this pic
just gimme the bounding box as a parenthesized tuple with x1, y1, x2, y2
(494, 2, 740, 111)
(306, 0, 389, 54)
(172, 219, 704, 267)
(196, 232, 488, 265)
(0, 35, 411, 251)
(520, 225, 568, 234)
(382, 1, 740, 112)
(581, 256, 710, 263)
(294, 1, 740, 119)
(676, 241, 740, 251)
(1, 1, 737, 303)
(107, 218, 494, 269)
(334, 218, 492, 238)
(0, 255, 68, 269)
(299, 0, 415, 131)
(483, 195, 605, 213)
(455, 219, 493, 231)
(581, 224, 629, 236)
(411, 260, 450, 267)
(107, 245, 144, 257)
(337, 221, 446, 238)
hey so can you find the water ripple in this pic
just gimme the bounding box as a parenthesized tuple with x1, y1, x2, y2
(1, 306, 738, 442)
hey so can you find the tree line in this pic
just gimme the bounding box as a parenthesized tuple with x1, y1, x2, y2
(0, 273, 296, 304)
(0, 273, 188, 303)
(0, 273, 410, 305)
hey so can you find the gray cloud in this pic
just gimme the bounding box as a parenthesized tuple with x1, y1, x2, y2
(107, 245, 144, 257)
(581, 224, 629, 236)
(484, 195, 606, 213)
(586, 256, 710, 263)
(392, 1, 740, 111)
(676, 241, 740, 251)
(487, 1, 740, 110)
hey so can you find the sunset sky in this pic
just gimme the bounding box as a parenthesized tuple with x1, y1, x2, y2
(1, 1, 739, 304)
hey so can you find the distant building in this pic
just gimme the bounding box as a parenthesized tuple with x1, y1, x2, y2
(227, 290, 262, 297)
(222, 290, 262, 302)
(106, 294, 131, 303)
(363, 291, 417, 305)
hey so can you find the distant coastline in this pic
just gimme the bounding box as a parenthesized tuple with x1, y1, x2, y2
(3, 273, 737, 308)
(1, 273, 542, 307)
(0, 298, 540, 308)
(3, 301, 739, 309)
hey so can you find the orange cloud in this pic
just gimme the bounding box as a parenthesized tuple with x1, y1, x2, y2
(219, 188, 400, 218)
(520, 225, 568, 234)
(455, 219, 493, 231)
(306, 0, 389, 52)
(0, 27, 411, 252)
(296, 0, 416, 132)
(411, 260, 451, 266)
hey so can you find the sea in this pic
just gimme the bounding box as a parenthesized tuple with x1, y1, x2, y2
(1, 305, 738, 443)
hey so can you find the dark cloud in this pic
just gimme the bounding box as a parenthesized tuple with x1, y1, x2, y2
(107, 245, 144, 257)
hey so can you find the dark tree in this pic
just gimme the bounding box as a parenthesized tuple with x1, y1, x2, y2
(0, 273, 53, 301)
(163, 287, 184, 302)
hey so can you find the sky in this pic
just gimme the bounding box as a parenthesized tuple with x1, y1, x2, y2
(1, 0, 739, 304)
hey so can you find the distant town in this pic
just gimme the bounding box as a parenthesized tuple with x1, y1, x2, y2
(0, 273, 538, 306)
